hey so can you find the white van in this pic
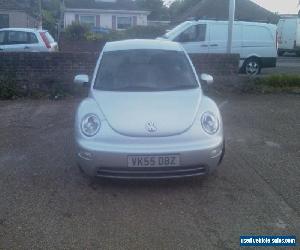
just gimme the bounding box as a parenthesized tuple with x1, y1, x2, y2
(277, 17, 300, 56)
(160, 20, 278, 75)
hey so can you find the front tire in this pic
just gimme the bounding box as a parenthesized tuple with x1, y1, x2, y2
(244, 58, 261, 76)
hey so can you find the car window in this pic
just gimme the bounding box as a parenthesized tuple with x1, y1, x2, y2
(28, 33, 39, 44)
(176, 24, 206, 42)
(45, 32, 55, 43)
(162, 21, 191, 39)
(0, 31, 5, 45)
(7, 31, 29, 45)
(94, 49, 198, 92)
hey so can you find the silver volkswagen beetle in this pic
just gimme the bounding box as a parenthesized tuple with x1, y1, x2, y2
(74, 39, 225, 179)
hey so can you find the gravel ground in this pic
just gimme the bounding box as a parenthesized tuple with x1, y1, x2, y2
(0, 93, 299, 249)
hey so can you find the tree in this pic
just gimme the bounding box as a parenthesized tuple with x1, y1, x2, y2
(136, 0, 169, 20)
(169, 0, 201, 20)
(41, 0, 61, 38)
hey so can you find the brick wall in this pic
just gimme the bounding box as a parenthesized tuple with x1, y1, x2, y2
(0, 52, 239, 96)
(0, 52, 98, 95)
(190, 53, 240, 75)
(59, 39, 106, 53)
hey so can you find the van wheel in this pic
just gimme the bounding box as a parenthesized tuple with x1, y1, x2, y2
(278, 50, 284, 56)
(244, 58, 261, 76)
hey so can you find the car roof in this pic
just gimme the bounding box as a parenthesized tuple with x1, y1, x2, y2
(0, 28, 46, 33)
(104, 39, 183, 52)
(189, 20, 276, 28)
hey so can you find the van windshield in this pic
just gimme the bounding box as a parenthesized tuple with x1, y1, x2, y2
(162, 22, 191, 39)
(94, 49, 198, 92)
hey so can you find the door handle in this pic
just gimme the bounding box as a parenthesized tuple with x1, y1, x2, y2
(201, 44, 209, 47)
(24, 46, 30, 49)
(210, 44, 219, 47)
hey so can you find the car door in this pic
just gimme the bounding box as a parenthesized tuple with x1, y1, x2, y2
(174, 24, 209, 54)
(4, 30, 31, 52)
(208, 23, 227, 53)
(209, 23, 242, 54)
(27, 32, 42, 51)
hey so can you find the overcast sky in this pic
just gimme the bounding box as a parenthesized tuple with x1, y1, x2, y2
(252, 0, 298, 14)
(164, 0, 299, 14)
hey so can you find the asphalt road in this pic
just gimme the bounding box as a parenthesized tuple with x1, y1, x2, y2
(262, 55, 300, 75)
(0, 93, 299, 249)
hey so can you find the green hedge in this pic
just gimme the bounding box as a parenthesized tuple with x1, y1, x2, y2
(63, 23, 167, 42)
(255, 74, 300, 88)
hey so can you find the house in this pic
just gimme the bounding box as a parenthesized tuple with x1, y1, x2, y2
(0, 0, 40, 29)
(63, 0, 150, 30)
(176, 0, 279, 24)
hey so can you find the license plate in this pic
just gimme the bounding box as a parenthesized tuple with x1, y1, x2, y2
(128, 155, 180, 167)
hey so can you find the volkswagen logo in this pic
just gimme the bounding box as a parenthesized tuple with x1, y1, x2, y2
(145, 121, 157, 133)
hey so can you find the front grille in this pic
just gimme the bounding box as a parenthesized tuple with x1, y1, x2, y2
(96, 166, 207, 179)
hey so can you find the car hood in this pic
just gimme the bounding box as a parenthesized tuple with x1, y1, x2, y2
(92, 89, 202, 137)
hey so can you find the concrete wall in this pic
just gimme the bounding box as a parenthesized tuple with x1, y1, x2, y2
(0, 52, 239, 95)
(0, 10, 37, 28)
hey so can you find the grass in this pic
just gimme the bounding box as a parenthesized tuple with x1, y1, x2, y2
(255, 74, 300, 91)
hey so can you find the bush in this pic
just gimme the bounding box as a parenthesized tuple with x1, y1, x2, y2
(63, 23, 168, 42)
(255, 74, 300, 88)
(122, 25, 167, 39)
(0, 72, 19, 100)
(64, 23, 90, 41)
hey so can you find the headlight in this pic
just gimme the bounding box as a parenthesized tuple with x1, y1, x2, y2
(81, 114, 101, 137)
(201, 112, 219, 135)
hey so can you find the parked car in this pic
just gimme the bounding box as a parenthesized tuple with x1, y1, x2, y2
(74, 39, 225, 179)
(277, 16, 300, 56)
(0, 28, 58, 52)
(159, 20, 278, 75)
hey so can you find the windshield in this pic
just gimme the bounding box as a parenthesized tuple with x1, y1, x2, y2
(94, 49, 198, 92)
(162, 21, 191, 39)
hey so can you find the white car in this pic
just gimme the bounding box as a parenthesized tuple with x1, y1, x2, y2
(0, 28, 58, 52)
(160, 20, 278, 75)
(277, 16, 300, 56)
(74, 39, 225, 179)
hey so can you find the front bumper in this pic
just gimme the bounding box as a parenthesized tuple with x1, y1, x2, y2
(76, 137, 225, 179)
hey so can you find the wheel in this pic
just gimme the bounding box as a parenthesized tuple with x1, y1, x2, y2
(244, 58, 261, 76)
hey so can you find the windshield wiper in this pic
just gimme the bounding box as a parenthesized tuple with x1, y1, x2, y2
(111, 86, 157, 91)
(163, 85, 198, 91)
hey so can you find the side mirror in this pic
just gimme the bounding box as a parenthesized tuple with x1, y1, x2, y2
(200, 73, 214, 86)
(74, 75, 89, 87)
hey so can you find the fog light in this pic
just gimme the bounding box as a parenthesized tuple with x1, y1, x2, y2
(78, 151, 93, 161)
(210, 147, 222, 158)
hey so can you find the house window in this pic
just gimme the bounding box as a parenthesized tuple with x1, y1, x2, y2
(79, 15, 96, 27)
(0, 14, 9, 29)
(117, 16, 132, 29)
